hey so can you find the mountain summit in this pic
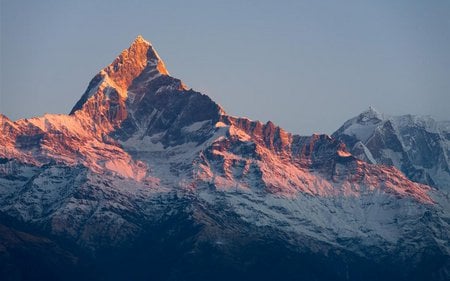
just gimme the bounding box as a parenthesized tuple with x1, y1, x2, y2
(0, 36, 449, 281)
(70, 35, 170, 123)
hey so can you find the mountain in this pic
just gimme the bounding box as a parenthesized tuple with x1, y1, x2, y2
(1, 36, 449, 281)
(333, 107, 450, 191)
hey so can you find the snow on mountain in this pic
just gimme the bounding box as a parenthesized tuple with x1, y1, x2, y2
(0, 36, 449, 280)
(333, 108, 450, 191)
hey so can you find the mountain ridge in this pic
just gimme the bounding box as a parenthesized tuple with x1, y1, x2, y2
(2, 36, 435, 202)
(0, 36, 449, 281)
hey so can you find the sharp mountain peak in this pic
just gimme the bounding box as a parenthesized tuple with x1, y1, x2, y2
(105, 35, 170, 86)
(69, 36, 173, 116)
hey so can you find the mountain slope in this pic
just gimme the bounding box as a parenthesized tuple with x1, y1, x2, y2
(1, 36, 449, 281)
(333, 107, 450, 190)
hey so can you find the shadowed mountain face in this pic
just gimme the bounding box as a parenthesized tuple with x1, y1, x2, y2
(0, 37, 449, 281)
(333, 107, 450, 191)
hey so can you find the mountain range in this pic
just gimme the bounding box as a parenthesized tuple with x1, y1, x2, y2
(1, 36, 449, 281)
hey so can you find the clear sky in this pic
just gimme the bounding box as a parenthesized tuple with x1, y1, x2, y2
(1, 0, 449, 135)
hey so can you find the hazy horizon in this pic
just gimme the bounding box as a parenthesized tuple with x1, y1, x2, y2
(1, 0, 449, 135)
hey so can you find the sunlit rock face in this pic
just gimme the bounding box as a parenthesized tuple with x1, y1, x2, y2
(0, 36, 449, 281)
(70, 36, 169, 127)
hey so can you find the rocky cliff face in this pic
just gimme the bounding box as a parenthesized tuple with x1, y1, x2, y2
(0, 36, 449, 281)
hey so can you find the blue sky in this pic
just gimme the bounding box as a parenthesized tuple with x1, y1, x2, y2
(1, 0, 449, 134)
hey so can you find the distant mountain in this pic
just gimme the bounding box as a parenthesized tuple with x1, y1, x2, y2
(1, 36, 449, 281)
(333, 107, 450, 190)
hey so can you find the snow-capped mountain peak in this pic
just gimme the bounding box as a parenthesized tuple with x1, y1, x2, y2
(0, 36, 437, 202)
(359, 106, 383, 122)
(333, 109, 450, 190)
(1, 36, 449, 280)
